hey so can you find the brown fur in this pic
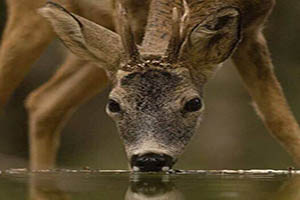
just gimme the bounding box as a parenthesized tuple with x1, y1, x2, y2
(1, 0, 300, 173)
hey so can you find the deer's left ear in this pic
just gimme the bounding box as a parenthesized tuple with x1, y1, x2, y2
(38, 2, 122, 77)
(181, 7, 241, 65)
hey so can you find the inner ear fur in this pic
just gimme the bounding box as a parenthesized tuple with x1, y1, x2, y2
(181, 7, 242, 65)
(39, 1, 122, 76)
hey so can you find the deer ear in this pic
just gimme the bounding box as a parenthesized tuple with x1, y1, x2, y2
(183, 7, 241, 64)
(38, 2, 122, 75)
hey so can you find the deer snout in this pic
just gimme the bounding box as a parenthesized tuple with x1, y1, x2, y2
(131, 153, 175, 172)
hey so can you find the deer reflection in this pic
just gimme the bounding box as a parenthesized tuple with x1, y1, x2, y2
(29, 174, 70, 200)
(271, 176, 300, 200)
(29, 173, 184, 200)
(125, 175, 185, 200)
(28, 172, 300, 200)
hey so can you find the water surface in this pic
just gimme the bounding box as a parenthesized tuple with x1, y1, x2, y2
(0, 169, 299, 200)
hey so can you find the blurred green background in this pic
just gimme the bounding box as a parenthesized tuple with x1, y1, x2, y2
(0, 0, 299, 170)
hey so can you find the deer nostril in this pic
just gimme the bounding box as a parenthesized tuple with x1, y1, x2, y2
(131, 153, 175, 172)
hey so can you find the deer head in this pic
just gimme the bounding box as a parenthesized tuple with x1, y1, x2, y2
(39, 0, 241, 171)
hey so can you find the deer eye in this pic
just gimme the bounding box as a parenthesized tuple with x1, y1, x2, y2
(184, 98, 203, 112)
(108, 99, 121, 113)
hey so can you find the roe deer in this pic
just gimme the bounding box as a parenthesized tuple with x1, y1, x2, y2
(1, 0, 300, 171)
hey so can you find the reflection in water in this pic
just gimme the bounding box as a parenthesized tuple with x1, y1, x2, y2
(271, 176, 300, 200)
(29, 174, 70, 200)
(29, 173, 185, 200)
(125, 175, 184, 200)
(18, 172, 300, 200)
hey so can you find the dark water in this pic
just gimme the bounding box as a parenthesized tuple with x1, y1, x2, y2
(1, 169, 300, 200)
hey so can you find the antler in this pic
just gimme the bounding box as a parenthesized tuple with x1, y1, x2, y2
(165, 0, 190, 63)
(116, 0, 140, 63)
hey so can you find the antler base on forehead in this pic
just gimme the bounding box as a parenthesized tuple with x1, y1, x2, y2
(119, 56, 177, 72)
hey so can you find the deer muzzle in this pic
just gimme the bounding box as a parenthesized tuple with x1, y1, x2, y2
(131, 153, 176, 172)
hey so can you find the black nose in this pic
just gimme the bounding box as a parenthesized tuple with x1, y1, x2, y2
(131, 153, 174, 172)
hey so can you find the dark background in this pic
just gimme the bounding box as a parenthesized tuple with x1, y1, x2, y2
(0, 0, 299, 170)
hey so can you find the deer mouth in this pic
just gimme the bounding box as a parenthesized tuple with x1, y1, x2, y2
(131, 153, 176, 172)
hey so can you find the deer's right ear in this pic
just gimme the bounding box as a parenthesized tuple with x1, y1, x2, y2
(38, 2, 122, 76)
(181, 7, 241, 65)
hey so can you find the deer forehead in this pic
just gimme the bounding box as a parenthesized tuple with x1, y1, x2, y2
(111, 68, 196, 108)
(116, 69, 182, 99)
